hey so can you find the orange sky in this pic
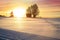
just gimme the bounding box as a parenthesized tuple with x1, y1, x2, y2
(0, 0, 60, 18)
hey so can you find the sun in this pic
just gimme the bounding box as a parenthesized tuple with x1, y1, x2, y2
(13, 7, 26, 17)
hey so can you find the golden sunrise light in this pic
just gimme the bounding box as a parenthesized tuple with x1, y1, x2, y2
(13, 7, 26, 17)
(0, 0, 60, 18)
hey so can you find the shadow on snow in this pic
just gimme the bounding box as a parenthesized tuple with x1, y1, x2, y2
(0, 28, 60, 40)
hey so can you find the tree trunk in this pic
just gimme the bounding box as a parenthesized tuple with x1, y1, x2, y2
(33, 15, 36, 18)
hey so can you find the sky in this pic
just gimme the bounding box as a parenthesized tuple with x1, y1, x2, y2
(0, 0, 60, 18)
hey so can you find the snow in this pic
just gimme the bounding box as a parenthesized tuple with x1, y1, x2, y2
(0, 17, 60, 40)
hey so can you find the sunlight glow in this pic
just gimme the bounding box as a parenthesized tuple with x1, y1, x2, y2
(13, 8, 26, 17)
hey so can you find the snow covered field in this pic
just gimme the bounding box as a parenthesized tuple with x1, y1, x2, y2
(0, 17, 60, 40)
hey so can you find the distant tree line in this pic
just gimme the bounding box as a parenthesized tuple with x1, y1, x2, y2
(26, 4, 39, 18)
(0, 15, 6, 17)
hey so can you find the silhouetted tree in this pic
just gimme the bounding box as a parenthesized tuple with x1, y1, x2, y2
(26, 4, 39, 18)
(10, 11, 14, 17)
(31, 4, 39, 18)
(26, 7, 32, 17)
